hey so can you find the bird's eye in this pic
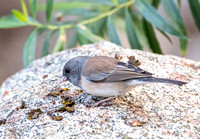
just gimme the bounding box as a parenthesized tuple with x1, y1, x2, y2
(65, 69, 70, 73)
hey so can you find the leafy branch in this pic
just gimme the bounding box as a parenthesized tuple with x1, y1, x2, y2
(0, 0, 199, 67)
(23, 0, 135, 30)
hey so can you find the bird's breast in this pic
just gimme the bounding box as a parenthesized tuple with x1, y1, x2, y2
(80, 76, 127, 97)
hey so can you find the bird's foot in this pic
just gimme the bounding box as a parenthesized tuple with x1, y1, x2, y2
(86, 96, 117, 107)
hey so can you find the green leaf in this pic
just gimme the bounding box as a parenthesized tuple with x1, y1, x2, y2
(125, 8, 142, 50)
(0, 15, 27, 28)
(152, 0, 160, 8)
(188, 0, 200, 32)
(78, 33, 90, 45)
(63, 8, 98, 18)
(76, 24, 104, 42)
(129, 11, 149, 48)
(90, 18, 107, 37)
(12, 10, 28, 22)
(42, 31, 51, 57)
(37, 28, 47, 36)
(162, 0, 188, 56)
(158, 29, 173, 44)
(107, 16, 121, 46)
(136, 0, 187, 39)
(142, 0, 162, 53)
(29, 0, 37, 18)
(52, 28, 66, 53)
(38, 1, 111, 12)
(177, 0, 181, 8)
(20, 0, 28, 18)
(67, 32, 79, 48)
(46, 0, 54, 23)
(143, 19, 162, 54)
(38, 2, 89, 11)
(111, 0, 118, 6)
(73, 0, 114, 6)
(151, 0, 172, 45)
(23, 29, 37, 67)
(162, 0, 186, 33)
(180, 39, 187, 57)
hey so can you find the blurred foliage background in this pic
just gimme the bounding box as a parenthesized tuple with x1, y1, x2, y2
(0, 0, 200, 84)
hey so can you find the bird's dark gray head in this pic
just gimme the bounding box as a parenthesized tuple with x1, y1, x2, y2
(63, 56, 89, 87)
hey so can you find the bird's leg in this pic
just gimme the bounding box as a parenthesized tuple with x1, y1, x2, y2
(87, 96, 117, 107)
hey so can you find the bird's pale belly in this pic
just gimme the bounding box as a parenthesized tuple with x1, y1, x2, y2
(80, 77, 127, 97)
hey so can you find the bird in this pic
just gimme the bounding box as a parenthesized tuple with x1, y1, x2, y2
(62, 56, 187, 107)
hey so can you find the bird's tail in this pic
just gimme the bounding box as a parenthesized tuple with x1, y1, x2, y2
(138, 77, 187, 86)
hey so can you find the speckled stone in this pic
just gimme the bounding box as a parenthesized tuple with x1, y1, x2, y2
(0, 41, 199, 138)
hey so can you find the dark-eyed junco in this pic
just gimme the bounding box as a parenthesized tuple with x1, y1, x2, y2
(62, 56, 187, 106)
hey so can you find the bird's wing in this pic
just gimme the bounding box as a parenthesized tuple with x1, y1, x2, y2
(82, 56, 152, 82)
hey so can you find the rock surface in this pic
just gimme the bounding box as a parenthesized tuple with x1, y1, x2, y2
(0, 41, 199, 138)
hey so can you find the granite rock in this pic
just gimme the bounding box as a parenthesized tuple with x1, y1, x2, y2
(0, 41, 199, 138)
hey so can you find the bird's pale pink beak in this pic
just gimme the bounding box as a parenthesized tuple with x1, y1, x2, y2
(62, 76, 68, 82)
